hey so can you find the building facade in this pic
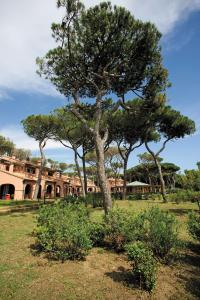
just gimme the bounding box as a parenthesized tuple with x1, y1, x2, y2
(0, 156, 97, 200)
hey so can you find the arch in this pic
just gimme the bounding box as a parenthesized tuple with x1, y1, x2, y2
(24, 184, 32, 199)
(56, 185, 61, 197)
(46, 185, 52, 198)
(37, 185, 42, 199)
(0, 184, 15, 200)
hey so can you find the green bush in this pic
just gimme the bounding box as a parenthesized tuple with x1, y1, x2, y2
(127, 194, 142, 200)
(63, 195, 83, 204)
(148, 193, 162, 201)
(89, 222, 106, 246)
(168, 190, 200, 204)
(85, 193, 103, 208)
(103, 208, 136, 251)
(135, 207, 179, 260)
(125, 241, 157, 292)
(35, 203, 92, 261)
(188, 212, 200, 241)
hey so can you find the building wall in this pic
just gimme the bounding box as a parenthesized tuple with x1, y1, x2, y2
(0, 170, 24, 200)
(0, 157, 98, 200)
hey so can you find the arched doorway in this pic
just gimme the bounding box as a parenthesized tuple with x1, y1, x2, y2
(24, 184, 32, 199)
(56, 185, 61, 197)
(0, 184, 15, 200)
(37, 185, 42, 199)
(46, 185, 52, 198)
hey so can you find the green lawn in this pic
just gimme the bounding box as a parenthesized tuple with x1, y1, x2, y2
(0, 200, 39, 207)
(0, 200, 199, 300)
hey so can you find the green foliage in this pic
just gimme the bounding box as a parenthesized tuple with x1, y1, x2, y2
(22, 114, 55, 143)
(63, 195, 83, 205)
(103, 208, 136, 251)
(188, 212, 200, 241)
(127, 194, 143, 200)
(135, 207, 179, 259)
(0, 134, 15, 156)
(35, 202, 92, 261)
(168, 190, 200, 204)
(63, 194, 103, 208)
(85, 193, 103, 208)
(89, 222, 106, 246)
(125, 241, 157, 292)
(127, 160, 180, 189)
(13, 148, 31, 161)
(38, 1, 168, 99)
(176, 170, 200, 192)
(147, 193, 162, 201)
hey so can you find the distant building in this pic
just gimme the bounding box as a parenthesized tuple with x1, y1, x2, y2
(0, 156, 97, 200)
(107, 177, 124, 193)
(127, 181, 161, 194)
(0, 156, 161, 200)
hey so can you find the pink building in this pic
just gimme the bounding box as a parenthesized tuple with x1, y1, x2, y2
(0, 156, 97, 200)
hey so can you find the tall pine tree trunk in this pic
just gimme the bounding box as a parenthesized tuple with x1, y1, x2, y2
(82, 154, 88, 195)
(122, 158, 128, 200)
(33, 142, 45, 200)
(95, 134, 112, 214)
(154, 157, 167, 202)
(74, 149, 85, 197)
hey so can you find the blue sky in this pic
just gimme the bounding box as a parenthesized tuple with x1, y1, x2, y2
(0, 0, 200, 171)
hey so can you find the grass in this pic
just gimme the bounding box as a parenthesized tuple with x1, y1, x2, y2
(0, 200, 39, 207)
(0, 200, 199, 300)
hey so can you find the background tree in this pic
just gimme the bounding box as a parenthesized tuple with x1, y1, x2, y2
(138, 152, 157, 185)
(51, 107, 94, 197)
(108, 99, 145, 199)
(58, 162, 75, 174)
(105, 147, 123, 188)
(145, 106, 195, 202)
(22, 115, 55, 199)
(176, 168, 200, 191)
(128, 158, 180, 189)
(37, 1, 169, 213)
(0, 135, 15, 157)
(13, 148, 31, 161)
(161, 162, 180, 189)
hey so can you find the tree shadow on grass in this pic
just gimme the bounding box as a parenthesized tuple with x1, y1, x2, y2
(179, 274, 200, 299)
(10, 213, 27, 217)
(177, 241, 200, 299)
(105, 266, 140, 289)
(179, 242, 200, 268)
(167, 208, 196, 216)
(10, 210, 38, 218)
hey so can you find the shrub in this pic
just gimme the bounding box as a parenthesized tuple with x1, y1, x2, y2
(168, 190, 200, 204)
(103, 208, 136, 251)
(135, 207, 179, 260)
(85, 193, 103, 208)
(148, 193, 162, 201)
(35, 203, 92, 261)
(127, 194, 143, 200)
(89, 222, 106, 246)
(125, 241, 157, 292)
(63, 195, 83, 205)
(188, 212, 200, 241)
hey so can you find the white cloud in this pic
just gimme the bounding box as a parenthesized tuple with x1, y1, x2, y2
(0, 90, 13, 102)
(0, 125, 64, 151)
(0, 0, 200, 96)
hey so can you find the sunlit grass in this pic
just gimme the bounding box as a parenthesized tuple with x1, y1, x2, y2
(0, 200, 199, 300)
